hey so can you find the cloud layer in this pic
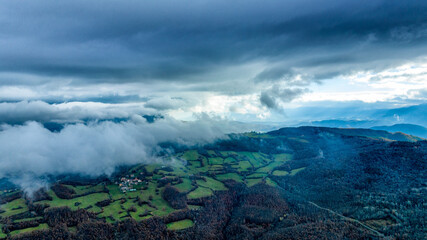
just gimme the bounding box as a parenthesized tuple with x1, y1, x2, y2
(0, 100, 152, 124)
(0, 115, 250, 193)
(1, 0, 427, 105)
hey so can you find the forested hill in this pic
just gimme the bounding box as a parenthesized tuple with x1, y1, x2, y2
(268, 126, 423, 142)
(0, 127, 425, 239)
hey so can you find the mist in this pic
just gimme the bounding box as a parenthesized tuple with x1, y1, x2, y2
(0, 115, 246, 194)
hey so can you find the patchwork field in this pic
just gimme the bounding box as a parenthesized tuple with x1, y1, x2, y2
(0, 149, 298, 238)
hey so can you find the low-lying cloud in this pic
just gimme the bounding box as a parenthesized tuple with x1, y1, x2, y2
(0, 100, 153, 124)
(0, 115, 244, 194)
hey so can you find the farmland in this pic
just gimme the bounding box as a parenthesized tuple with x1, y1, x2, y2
(0, 127, 425, 239)
(0, 147, 295, 238)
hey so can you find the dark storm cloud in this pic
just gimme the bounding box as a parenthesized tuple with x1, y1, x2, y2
(254, 67, 321, 86)
(260, 87, 308, 110)
(13, 94, 147, 105)
(0, 0, 427, 90)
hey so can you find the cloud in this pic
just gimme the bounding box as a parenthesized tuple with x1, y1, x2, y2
(0, 100, 153, 124)
(411, 89, 427, 99)
(260, 87, 308, 110)
(0, 0, 425, 123)
(254, 67, 317, 86)
(144, 97, 189, 110)
(0, 115, 250, 194)
(260, 92, 278, 110)
(0, 0, 426, 90)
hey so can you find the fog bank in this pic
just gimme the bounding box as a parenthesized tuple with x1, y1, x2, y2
(0, 115, 242, 193)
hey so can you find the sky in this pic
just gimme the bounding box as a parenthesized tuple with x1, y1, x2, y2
(1, 0, 427, 191)
(0, 0, 426, 124)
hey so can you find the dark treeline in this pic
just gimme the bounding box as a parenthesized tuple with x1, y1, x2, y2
(161, 186, 187, 209)
(4, 181, 380, 240)
(276, 135, 427, 239)
(50, 184, 109, 201)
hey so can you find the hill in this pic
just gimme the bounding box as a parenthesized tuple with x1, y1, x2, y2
(371, 124, 427, 139)
(0, 127, 425, 239)
(269, 126, 422, 141)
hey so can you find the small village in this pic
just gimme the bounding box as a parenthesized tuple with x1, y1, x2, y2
(116, 174, 143, 193)
(2, 188, 19, 194)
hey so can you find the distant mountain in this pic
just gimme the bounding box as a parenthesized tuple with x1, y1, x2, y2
(296, 119, 379, 129)
(374, 103, 427, 126)
(288, 103, 427, 129)
(269, 126, 423, 142)
(371, 124, 427, 139)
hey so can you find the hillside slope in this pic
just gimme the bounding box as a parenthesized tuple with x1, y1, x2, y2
(371, 124, 427, 139)
(0, 127, 425, 239)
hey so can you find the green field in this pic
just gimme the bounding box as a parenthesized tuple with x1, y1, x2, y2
(65, 184, 104, 195)
(224, 157, 236, 164)
(196, 177, 227, 191)
(274, 153, 292, 162)
(246, 178, 263, 187)
(266, 178, 278, 187)
(9, 224, 49, 237)
(272, 170, 289, 176)
(107, 184, 123, 200)
(98, 200, 127, 222)
(188, 160, 201, 168)
(182, 150, 199, 161)
(0, 198, 28, 218)
(167, 219, 194, 230)
(0, 149, 294, 235)
(209, 157, 223, 165)
(220, 151, 237, 157)
(174, 178, 193, 192)
(236, 160, 252, 171)
(247, 173, 267, 179)
(187, 187, 213, 199)
(38, 192, 109, 213)
(240, 152, 266, 168)
(290, 167, 306, 176)
(13, 217, 43, 223)
(150, 196, 175, 216)
(215, 173, 243, 182)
